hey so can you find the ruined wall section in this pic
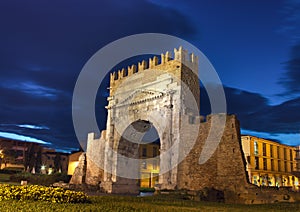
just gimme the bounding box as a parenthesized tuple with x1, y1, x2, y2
(215, 115, 249, 191)
(85, 131, 106, 185)
(177, 114, 249, 193)
(177, 115, 215, 189)
(69, 153, 87, 185)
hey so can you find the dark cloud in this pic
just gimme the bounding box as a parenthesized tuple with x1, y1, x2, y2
(278, 0, 300, 44)
(201, 86, 300, 134)
(280, 43, 300, 95)
(0, 0, 196, 151)
(278, 0, 300, 96)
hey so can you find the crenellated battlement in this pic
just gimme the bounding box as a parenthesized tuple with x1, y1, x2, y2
(109, 46, 199, 84)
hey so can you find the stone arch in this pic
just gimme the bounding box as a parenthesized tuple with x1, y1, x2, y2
(99, 49, 200, 194)
(108, 99, 177, 189)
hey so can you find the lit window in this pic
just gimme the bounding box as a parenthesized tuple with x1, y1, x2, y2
(253, 176, 258, 185)
(254, 141, 258, 155)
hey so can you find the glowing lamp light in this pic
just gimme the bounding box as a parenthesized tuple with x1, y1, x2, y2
(48, 168, 53, 175)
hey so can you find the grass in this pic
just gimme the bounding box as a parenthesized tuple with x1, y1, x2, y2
(0, 195, 299, 211)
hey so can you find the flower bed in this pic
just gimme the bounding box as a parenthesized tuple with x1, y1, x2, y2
(0, 184, 88, 203)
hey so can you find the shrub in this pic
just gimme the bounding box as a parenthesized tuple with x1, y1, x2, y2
(139, 187, 155, 193)
(0, 168, 23, 174)
(0, 184, 88, 203)
(10, 172, 71, 186)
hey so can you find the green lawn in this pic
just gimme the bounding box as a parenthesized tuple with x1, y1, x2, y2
(0, 195, 299, 211)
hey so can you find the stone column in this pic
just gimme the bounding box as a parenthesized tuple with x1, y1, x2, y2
(159, 91, 178, 190)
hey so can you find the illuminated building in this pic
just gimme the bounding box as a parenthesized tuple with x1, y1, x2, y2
(0, 138, 68, 173)
(296, 146, 300, 172)
(41, 148, 69, 174)
(139, 143, 160, 188)
(241, 135, 299, 189)
(67, 151, 83, 175)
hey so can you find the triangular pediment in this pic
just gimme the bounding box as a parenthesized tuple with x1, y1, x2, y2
(117, 89, 165, 107)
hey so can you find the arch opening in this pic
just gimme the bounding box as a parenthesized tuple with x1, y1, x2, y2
(116, 119, 161, 191)
(139, 125, 160, 189)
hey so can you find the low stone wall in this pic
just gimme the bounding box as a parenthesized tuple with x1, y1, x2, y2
(236, 186, 300, 204)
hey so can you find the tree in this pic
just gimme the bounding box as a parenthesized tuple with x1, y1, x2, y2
(0, 143, 16, 169)
(54, 153, 62, 173)
(24, 143, 37, 172)
(35, 146, 42, 174)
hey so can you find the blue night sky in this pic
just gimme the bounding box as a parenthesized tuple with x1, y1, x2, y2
(0, 0, 300, 152)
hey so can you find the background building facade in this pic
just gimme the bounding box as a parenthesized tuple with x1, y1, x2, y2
(0, 138, 69, 174)
(68, 151, 83, 175)
(139, 143, 160, 188)
(241, 135, 299, 189)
